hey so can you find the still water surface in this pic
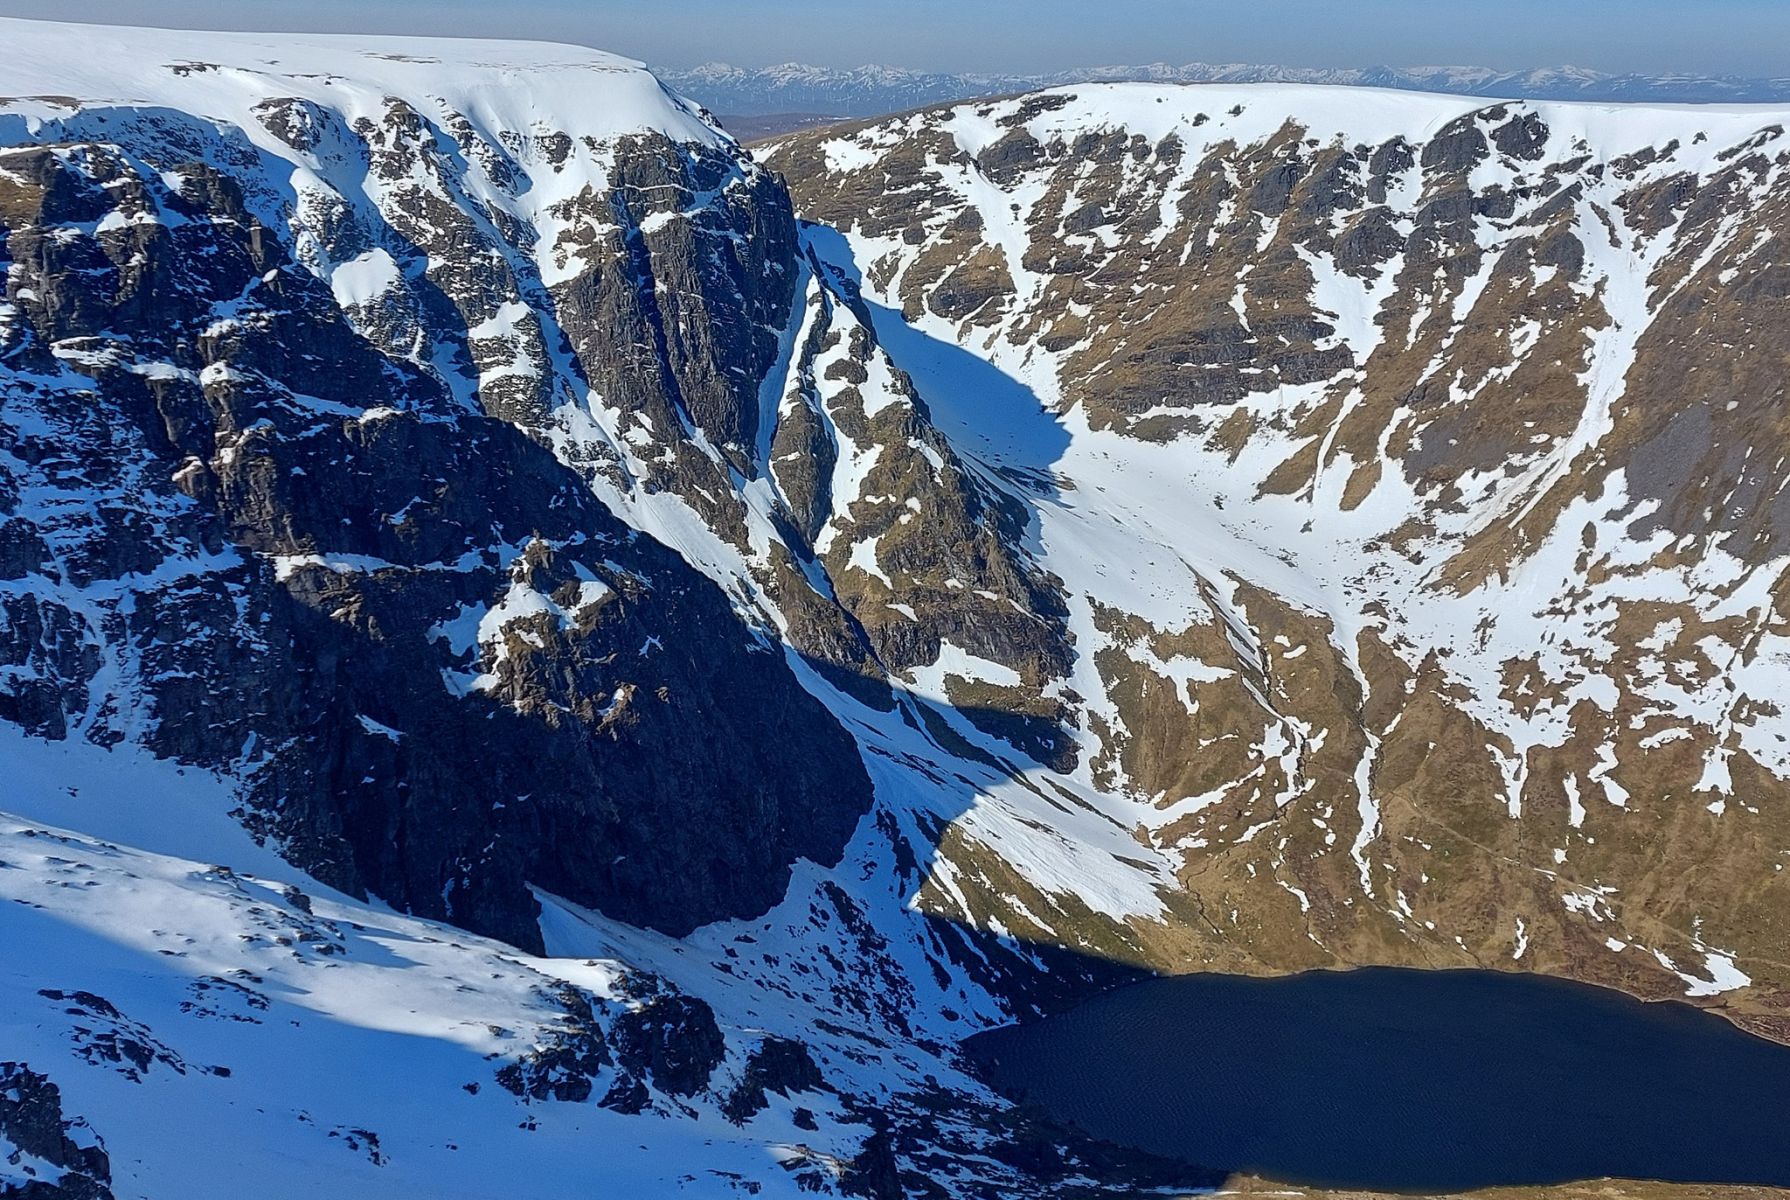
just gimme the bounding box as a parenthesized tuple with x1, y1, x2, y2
(966, 967, 1790, 1191)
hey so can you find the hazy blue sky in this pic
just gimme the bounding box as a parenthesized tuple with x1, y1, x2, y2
(3, 0, 1789, 76)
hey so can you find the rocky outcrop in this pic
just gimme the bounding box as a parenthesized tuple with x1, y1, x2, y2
(721, 1035, 826, 1123)
(550, 133, 799, 472)
(768, 256, 1075, 762)
(609, 993, 727, 1099)
(494, 986, 613, 1104)
(841, 1118, 904, 1200)
(0, 1063, 111, 1200)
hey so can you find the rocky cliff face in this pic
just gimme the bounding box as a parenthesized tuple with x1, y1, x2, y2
(0, 28, 880, 953)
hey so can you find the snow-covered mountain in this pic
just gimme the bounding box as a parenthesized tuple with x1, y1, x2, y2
(763, 83, 1790, 1034)
(0, 18, 1172, 1198)
(4, 14, 1790, 1198)
(668, 59, 1790, 117)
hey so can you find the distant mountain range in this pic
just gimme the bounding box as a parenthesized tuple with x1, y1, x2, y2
(666, 60, 1790, 116)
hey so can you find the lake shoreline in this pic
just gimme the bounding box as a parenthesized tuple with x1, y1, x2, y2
(962, 965, 1790, 1194)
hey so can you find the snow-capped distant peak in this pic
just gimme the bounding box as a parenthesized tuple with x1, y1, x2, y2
(665, 56, 1790, 117)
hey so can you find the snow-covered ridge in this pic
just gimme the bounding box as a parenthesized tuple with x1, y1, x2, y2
(939, 78, 1790, 157)
(0, 17, 727, 150)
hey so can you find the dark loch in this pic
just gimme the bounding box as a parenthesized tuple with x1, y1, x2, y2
(963, 966, 1790, 1192)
